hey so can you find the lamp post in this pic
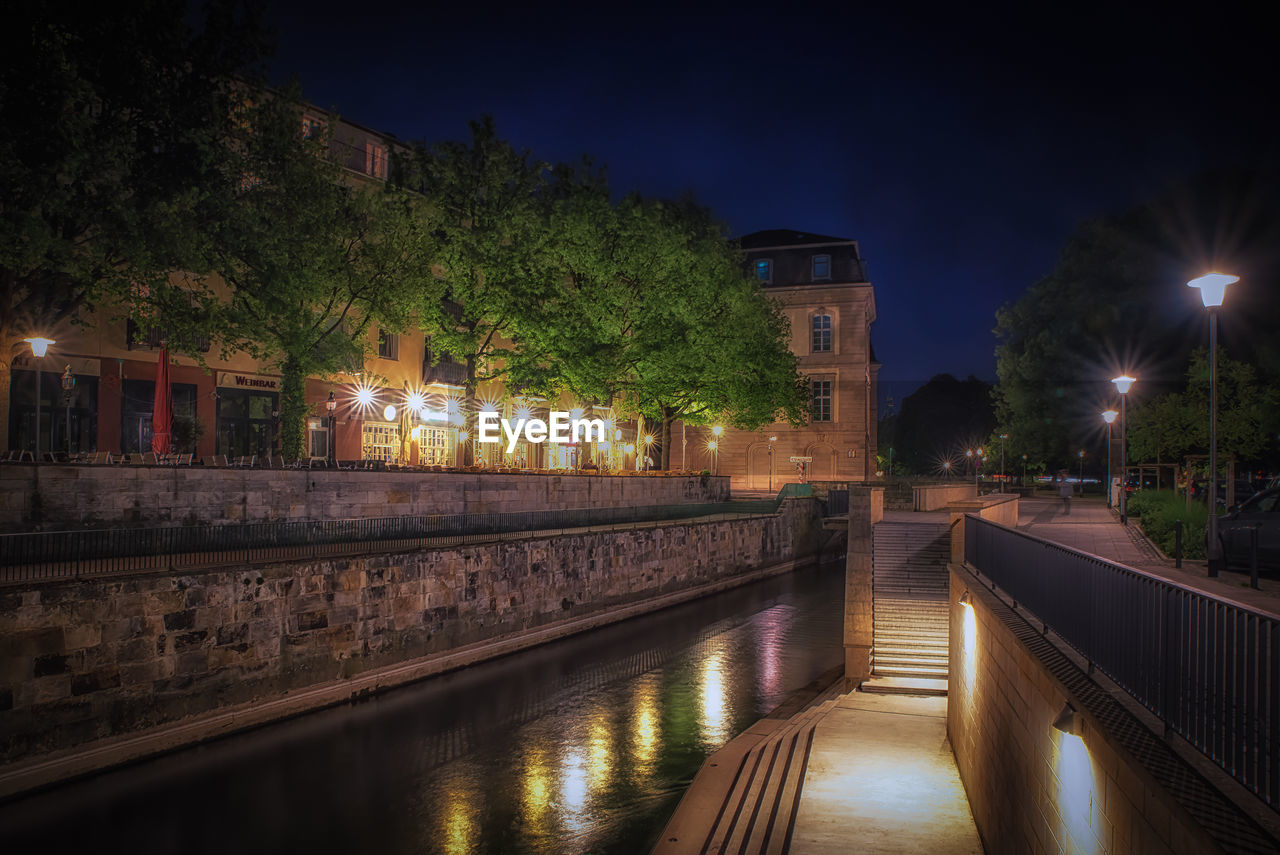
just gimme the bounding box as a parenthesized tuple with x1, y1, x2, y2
(1189, 272, 1237, 576)
(708, 440, 718, 475)
(60, 365, 75, 458)
(326, 391, 337, 466)
(1112, 375, 1136, 525)
(1102, 410, 1118, 508)
(1021, 454, 1027, 487)
(23, 338, 55, 464)
(768, 435, 777, 491)
(999, 433, 1008, 487)
(944, 460, 952, 479)
(1078, 449, 1085, 496)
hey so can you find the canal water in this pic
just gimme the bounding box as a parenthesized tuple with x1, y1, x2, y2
(0, 561, 845, 854)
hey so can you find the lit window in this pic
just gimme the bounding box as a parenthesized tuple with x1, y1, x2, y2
(377, 329, 397, 360)
(812, 254, 831, 279)
(812, 314, 832, 352)
(755, 259, 772, 282)
(366, 141, 387, 178)
(811, 379, 832, 422)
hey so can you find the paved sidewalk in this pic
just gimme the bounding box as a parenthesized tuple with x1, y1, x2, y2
(1016, 496, 1280, 615)
(790, 692, 982, 854)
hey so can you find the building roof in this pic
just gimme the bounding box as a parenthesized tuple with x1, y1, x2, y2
(738, 229, 853, 249)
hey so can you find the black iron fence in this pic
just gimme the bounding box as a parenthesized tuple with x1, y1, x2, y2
(964, 514, 1280, 811)
(0, 499, 780, 583)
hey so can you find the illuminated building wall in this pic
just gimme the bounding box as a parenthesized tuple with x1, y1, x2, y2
(948, 568, 1236, 855)
(694, 230, 878, 490)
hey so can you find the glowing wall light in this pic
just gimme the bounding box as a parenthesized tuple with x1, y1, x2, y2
(383, 404, 397, 422)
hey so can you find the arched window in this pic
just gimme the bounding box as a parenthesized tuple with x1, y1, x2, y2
(812, 314, 832, 352)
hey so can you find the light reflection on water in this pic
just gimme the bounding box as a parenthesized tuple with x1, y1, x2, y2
(0, 562, 844, 855)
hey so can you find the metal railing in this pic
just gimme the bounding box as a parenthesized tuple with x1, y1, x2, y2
(964, 514, 1280, 811)
(0, 499, 781, 583)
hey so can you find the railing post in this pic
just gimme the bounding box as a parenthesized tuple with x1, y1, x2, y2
(1174, 519, 1183, 568)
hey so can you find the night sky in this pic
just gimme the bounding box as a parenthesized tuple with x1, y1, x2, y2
(258, 2, 1277, 397)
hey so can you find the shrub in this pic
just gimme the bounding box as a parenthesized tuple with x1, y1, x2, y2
(1133, 490, 1208, 560)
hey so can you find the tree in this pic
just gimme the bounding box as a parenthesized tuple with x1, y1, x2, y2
(207, 89, 436, 459)
(993, 167, 1280, 470)
(0, 0, 267, 448)
(1128, 347, 1280, 465)
(540, 191, 807, 468)
(405, 117, 556, 463)
(881, 374, 994, 475)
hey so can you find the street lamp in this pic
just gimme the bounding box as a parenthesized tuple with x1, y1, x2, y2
(708, 439, 718, 475)
(1078, 449, 1085, 496)
(999, 433, 1008, 487)
(768, 435, 777, 491)
(23, 337, 55, 464)
(1102, 410, 1118, 508)
(1021, 454, 1027, 486)
(1112, 374, 1136, 525)
(60, 365, 75, 458)
(1189, 272, 1237, 576)
(326, 391, 337, 466)
(944, 460, 952, 479)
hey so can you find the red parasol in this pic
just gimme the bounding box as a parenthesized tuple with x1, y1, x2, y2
(151, 347, 174, 456)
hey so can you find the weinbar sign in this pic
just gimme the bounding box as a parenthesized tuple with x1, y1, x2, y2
(216, 372, 280, 391)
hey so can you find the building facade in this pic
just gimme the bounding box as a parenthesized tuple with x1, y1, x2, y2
(687, 229, 879, 490)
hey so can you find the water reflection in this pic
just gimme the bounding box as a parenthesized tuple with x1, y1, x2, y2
(699, 641, 732, 746)
(0, 563, 845, 855)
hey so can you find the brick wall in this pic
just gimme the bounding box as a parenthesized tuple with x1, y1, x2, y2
(0, 466, 730, 532)
(948, 567, 1269, 854)
(0, 499, 820, 767)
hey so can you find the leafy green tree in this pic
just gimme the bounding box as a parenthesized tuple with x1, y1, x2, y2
(993, 167, 1280, 470)
(540, 191, 807, 468)
(0, 0, 266, 448)
(207, 89, 436, 459)
(404, 117, 556, 462)
(1128, 347, 1280, 464)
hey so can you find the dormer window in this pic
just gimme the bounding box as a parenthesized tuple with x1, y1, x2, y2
(812, 254, 831, 280)
(754, 259, 772, 283)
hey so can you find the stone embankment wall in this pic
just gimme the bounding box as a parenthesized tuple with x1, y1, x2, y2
(0, 466, 730, 532)
(0, 499, 821, 768)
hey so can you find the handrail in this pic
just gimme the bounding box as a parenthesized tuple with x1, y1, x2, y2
(964, 513, 1280, 811)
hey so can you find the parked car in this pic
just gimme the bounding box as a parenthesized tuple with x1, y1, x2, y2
(1216, 488, 1280, 571)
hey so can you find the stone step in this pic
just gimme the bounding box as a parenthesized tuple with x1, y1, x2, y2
(874, 646, 949, 661)
(860, 676, 948, 697)
(874, 636, 949, 650)
(873, 663, 949, 678)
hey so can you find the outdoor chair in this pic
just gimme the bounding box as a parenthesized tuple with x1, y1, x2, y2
(142, 452, 158, 465)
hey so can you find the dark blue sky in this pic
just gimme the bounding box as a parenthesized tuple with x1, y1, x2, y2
(260, 1, 1276, 393)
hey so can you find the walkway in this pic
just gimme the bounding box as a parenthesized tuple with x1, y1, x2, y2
(789, 692, 982, 854)
(1017, 495, 1280, 615)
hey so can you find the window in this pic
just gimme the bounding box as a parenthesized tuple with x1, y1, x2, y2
(812, 254, 831, 279)
(811, 314, 832, 352)
(122, 379, 196, 454)
(378, 329, 398, 360)
(301, 114, 327, 140)
(307, 418, 329, 459)
(216, 388, 277, 458)
(754, 259, 772, 282)
(811, 379, 832, 422)
(366, 141, 387, 178)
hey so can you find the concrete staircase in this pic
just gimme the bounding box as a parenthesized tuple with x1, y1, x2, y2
(654, 683, 844, 855)
(864, 521, 950, 696)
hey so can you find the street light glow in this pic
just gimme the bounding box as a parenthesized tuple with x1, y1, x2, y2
(712, 425, 723, 437)
(1101, 409, 1118, 424)
(1111, 375, 1135, 395)
(1187, 272, 1237, 308)
(24, 337, 55, 358)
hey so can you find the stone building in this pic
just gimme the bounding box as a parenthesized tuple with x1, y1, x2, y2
(685, 229, 879, 490)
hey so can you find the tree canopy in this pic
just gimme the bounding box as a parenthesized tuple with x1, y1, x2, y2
(0, 0, 267, 447)
(992, 167, 1280, 471)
